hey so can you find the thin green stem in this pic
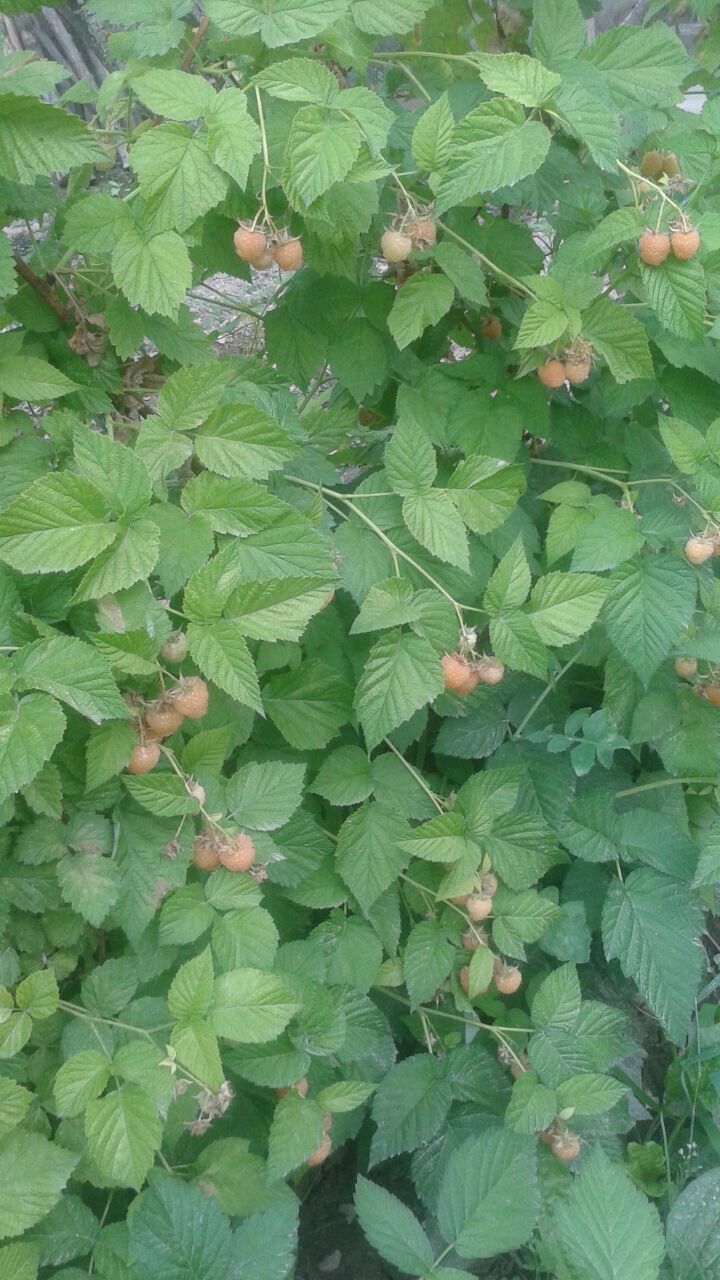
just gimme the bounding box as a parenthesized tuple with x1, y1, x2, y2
(615, 777, 717, 798)
(254, 85, 275, 232)
(436, 219, 536, 299)
(395, 60, 432, 102)
(512, 651, 580, 739)
(383, 737, 445, 813)
(285, 476, 468, 631)
(617, 159, 686, 223)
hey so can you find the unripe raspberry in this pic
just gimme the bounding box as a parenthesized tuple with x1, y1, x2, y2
(466, 892, 493, 922)
(127, 741, 160, 775)
(670, 227, 700, 260)
(639, 230, 671, 265)
(381, 229, 412, 263)
(234, 225, 267, 262)
(538, 359, 566, 388)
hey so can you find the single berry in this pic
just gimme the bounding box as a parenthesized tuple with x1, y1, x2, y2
(218, 833, 256, 873)
(406, 217, 436, 247)
(273, 238, 303, 271)
(459, 965, 471, 994)
(474, 656, 505, 686)
(233, 225, 267, 262)
(481, 872, 498, 897)
(381, 229, 412, 263)
(482, 313, 502, 340)
(662, 150, 680, 177)
(146, 702, 184, 739)
(250, 247, 275, 271)
(442, 652, 479, 694)
(306, 1134, 332, 1167)
(494, 963, 522, 995)
(127, 740, 160, 775)
(640, 149, 664, 179)
(466, 892, 493, 922)
(173, 677, 209, 719)
(674, 657, 697, 678)
(538, 359, 566, 389)
(705, 683, 720, 708)
(160, 630, 188, 663)
(461, 927, 486, 951)
(193, 835, 221, 871)
(564, 357, 591, 385)
(685, 536, 715, 565)
(670, 227, 700, 260)
(552, 1132, 581, 1162)
(639, 230, 671, 265)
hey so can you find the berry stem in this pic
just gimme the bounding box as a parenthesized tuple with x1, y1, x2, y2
(617, 159, 686, 224)
(434, 219, 537, 299)
(253, 85, 276, 233)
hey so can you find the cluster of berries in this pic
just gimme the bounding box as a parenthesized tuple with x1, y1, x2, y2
(684, 531, 720, 565)
(380, 216, 437, 263)
(499, 1049, 582, 1161)
(538, 341, 594, 389)
(442, 651, 505, 694)
(639, 225, 700, 265)
(452, 876, 523, 997)
(127, 673, 208, 776)
(234, 224, 303, 271)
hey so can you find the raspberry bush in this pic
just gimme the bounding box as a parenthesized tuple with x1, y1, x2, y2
(1, 0, 720, 1275)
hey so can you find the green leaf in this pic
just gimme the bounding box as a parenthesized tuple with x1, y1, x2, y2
(225, 576, 331, 642)
(402, 491, 470, 570)
(0, 355, 75, 402)
(412, 93, 454, 172)
(666, 1169, 720, 1280)
(492, 886, 560, 959)
(571, 508, 645, 573)
(63, 193, 134, 255)
(311, 745, 373, 806)
(582, 23, 691, 108)
(168, 949, 215, 1022)
(209, 968, 299, 1043)
(0, 94, 104, 183)
(404, 919, 455, 1008)
(515, 298, 574, 349)
(435, 106, 551, 213)
(0, 235, 15, 301)
(0, 1077, 30, 1139)
(584, 297, 655, 382)
(352, 0, 436, 35)
(473, 52, 560, 107)
(0, 1243, 37, 1280)
(54, 1051, 112, 1117)
(532, 0, 586, 65)
(254, 58, 340, 104)
(263, 660, 352, 750)
(187, 621, 262, 712)
(267, 1094, 325, 1179)
(484, 537, 531, 615)
(641, 256, 706, 340)
(85, 1084, 161, 1189)
(602, 555, 697, 684)
(284, 105, 362, 208)
(355, 1177, 434, 1276)
(226, 761, 305, 831)
(329, 318, 390, 402)
(112, 228, 191, 319)
(335, 802, 410, 911)
(0, 693, 66, 806)
(16, 968, 57, 1020)
(72, 517, 160, 602)
(437, 1129, 539, 1258)
(434, 242, 488, 308)
(0, 1131, 77, 1240)
(505, 1070, 557, 1134)
(490, 611, 548, 679)
(130, 69, 216, 119)
(181, 473, 287, 535)
(0, 472, 115, 573)
(316, 1082, 375, 1112)
(86, 720, 137, 793)
(14, 636, 126, 723)
(388, 274, 455, 350)
(553, 1145, 664, 1279)
(354, 630, 444, 750)
(56, 852, 120, 926)
(370, 1054, 452, 1164)
(401, 810, 476, 864)
(531, 964, 582, 1030)
(556, 1073, 626, 1115)
(128, 1174, 233, 1280)
(528, 572, 607, 645)
(73, 425, 151, 516)
(131, 124, 227, 234)
(156, 364, 230, 434)
(602, 868, 703, 1043)
(385, 421, 437, 496)
(448, 457, 526, 536)
(205, 0, 349, 46)
(553, 81, 619, 171)
(195, 404, 297, 480)
(170, 1020, 224, 1091)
